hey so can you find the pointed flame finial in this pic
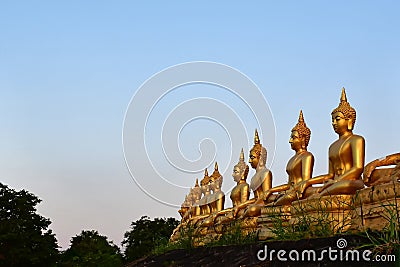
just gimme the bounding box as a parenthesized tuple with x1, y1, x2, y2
(204, 168, 208, 176)
(254, 129, 260, 145)
(341, 87, 347, 102)
(195, 178, 199, 187)
(240, 148, 245, 162)
(214, 162, 218, 171)
(298, 110, 304, 123)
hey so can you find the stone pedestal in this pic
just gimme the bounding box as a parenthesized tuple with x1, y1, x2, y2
(290, 195, 355, 233)
(171, 178, 400, 246)
(352, 180, 400, 231)
(233, 217, 259, 237)
(257, 205, 291, 240)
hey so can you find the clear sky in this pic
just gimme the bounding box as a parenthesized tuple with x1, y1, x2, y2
(1, 1, 399, 249)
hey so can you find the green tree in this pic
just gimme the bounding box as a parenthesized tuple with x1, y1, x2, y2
(59, 230, 123, 267)
(0, 182, 59, 266)
(122, 216, 179, 261)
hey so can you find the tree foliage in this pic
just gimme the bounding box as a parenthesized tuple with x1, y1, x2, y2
(0, 182, 59, 266)
(122, 216, 179, 261)
(59, 230, 123, 267)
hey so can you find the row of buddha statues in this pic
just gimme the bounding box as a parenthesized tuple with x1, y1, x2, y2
(174, 88, 400, 236)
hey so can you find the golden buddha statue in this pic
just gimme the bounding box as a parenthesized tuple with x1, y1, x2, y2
(236, 130, 272, 218)
(198, 169, 212, 215)
(197, 163, 225, 228)
(209, 162, 225, 212)
(178, 190, 192, 218)
(191, 179, 202, 217)
(300, 88, 365, 198)
(231, 148, 250, 207)
(249, 130, 272, 200)
(266, 110, 315, 206)
(213, 149, 250, 225)
(363, 152, 400, 186)
(182, 179, 202, 221)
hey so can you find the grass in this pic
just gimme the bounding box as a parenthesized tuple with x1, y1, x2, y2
(357, 180, 400, 257)
(206, 221, 258, 247)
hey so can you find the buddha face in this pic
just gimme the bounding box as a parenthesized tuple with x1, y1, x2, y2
(194, 192, 201, 201)
(249, 149, 259, 169)
(200, 182, 209, 194)
(211, 177, 222, 190)
(209, 180, 215, 191)
(289, 130, 302, 151)
(192, 188, 201, 201)
(232, 166, 241, 182)
(332, 111, 350, 135)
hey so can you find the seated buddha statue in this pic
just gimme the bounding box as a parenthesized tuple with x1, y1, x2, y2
(182, 179, 202, 222)
(363, 152, 400, 186)
(213, 149, 250, 225)
(189, 169, 214, 227)
(178, 190, 192, 218)
(198, 162, 225, 227)
(190, 180, 202, 217)
(172, 179, 202, 239)
(266, 110, 315, 206)
(299, 88, 365, 198)
(231, 148, 250, 207)
(236, 130, 272, 218)
(209, 162, 225, 212)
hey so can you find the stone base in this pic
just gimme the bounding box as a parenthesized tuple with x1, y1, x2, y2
(257, 205, 291, 240)
(171, 183, 400, 246)
(290, 195, 355, 233)
(352, 181, 400, 231)
(193, 228, 220, 247)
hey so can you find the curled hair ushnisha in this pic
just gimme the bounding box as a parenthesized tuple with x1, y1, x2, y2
(250, 129, 263, 157)
(200, 169, 210, 186)
(210, 162, 223, 186)
(292, 110, 311, 147)
(331, 88, 356, 129)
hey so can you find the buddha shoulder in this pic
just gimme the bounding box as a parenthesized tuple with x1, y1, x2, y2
(301, 151, 314, 159)
(344, 134, 365, 145)
(329, 134, 364, 148)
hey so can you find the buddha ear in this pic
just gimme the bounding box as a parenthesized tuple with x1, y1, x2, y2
(301, 139, 306, 149)
(347, 118, 354, 131)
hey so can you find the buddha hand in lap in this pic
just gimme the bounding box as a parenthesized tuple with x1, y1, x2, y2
(268, 110, 315, 206)
(302, 88, 365, 198)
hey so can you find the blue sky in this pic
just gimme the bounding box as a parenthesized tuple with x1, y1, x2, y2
(1, 1, 400, 249)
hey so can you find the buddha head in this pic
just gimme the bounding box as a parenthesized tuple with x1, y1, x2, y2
(192, 178, 202, 202)
(249, 129, 263, 169)
(331, 88, 356, 135)
(182, 190, 192, 207)
(233, 148, 249, 183)
(290, 110, 311, 151)
(210, 162, 223, 191)
(200, 169, 211, 194)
